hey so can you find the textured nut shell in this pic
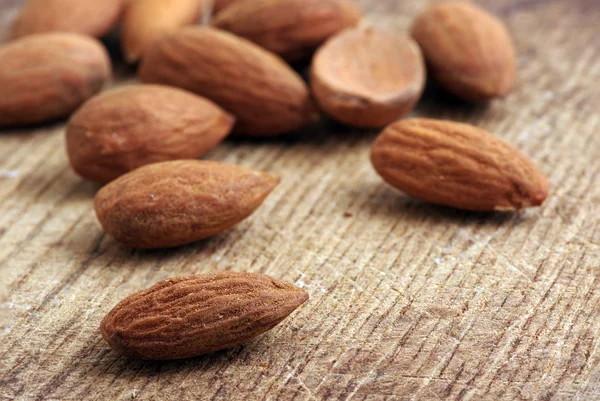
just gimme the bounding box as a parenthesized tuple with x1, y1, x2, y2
(66, 85, 235, 184)
(122, 0, 203, 63)
(411, 1, 516, 102)
(139, 27, 319, 136)
(0, 33, 110, 127)
(371, 119, 548, 211)
(100, 271, 308, 360)
(213, 0, 362, 61)
(11, 0, 124, 39)
(311, 26, 425, 128)
(94, 160, 280, 248)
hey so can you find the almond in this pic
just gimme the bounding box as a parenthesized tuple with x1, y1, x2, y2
(121, 0, 204, 63)
(311, 26, 425, 128)
(66, 85, 234, 184)
(214, 0, 241, 13)
(94, 160, 280, 248)
(11, 0, 124, 39)
(100, 271, 308, 360)
(411, 2, 516, 102)
(213, 0, 362, 62)
(371, 119, 548, 211)
(0, 33, 111, 127)
(139, 27, 319, 136)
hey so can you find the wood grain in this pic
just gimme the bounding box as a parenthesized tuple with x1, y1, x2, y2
(0, 0, 599, 400)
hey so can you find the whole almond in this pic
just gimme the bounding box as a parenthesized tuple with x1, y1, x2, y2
(0, 33, 110, 127)
(139, 27, 319, 136)
(11, 0, 124, 39)
(94, 160, 280, 248)
(311, 26, 425, 128)
(411, 2, 516, 102)
(100, 271, 308, 360)
(371, 119, 548, 211)
(66, 85, 235, 184)
(122, 0, 204, 63)
(213, 0, 362, 62)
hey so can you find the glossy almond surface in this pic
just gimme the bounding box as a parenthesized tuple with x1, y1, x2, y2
(11, 0, 124, 39)
(122, 0, 203, 63)
(94, 160, 280, 248)
(0, 33, 110, 127)
(213, 0, 362, 61)
(371, 119, 548, 211)
(311, 26, 425, 128)
(411, 1, 516, 102)
(66, 85, 234, 183)
(100, 271, 309, 360)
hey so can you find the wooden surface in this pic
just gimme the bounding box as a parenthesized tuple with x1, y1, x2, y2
(1, 0, 599, 400)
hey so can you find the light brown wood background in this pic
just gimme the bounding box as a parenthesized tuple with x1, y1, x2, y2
(1, 0, 599, 400)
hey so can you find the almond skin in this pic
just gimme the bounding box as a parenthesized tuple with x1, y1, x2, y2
(214, 0, 241, 13)
(411, 2, 516, 102)
(122, 0, 204, 63)
(100, 271, 308, 360)
(94, 160, 280, 248)
(311, 26, 425, 128)
(371, 119, 548, 211)
(66, 85, 235, 184)
(213, 0, 362, 62)
(139, 27, 319, 136)
(11, 0, 124, 39)
(0, 33, 111, 127)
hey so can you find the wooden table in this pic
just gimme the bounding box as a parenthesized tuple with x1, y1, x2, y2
(1, 0, 599, 400)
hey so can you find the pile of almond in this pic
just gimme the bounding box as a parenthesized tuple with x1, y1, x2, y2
(0, 0, 548, 360)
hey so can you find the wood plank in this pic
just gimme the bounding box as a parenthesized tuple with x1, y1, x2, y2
(0, 0, 599, 400)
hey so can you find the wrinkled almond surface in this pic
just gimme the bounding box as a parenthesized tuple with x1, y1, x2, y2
(122, 0, 204, 63)
(371, 119, 548, 211)
(213, 0, 362, 61)
(411, 1, 516, 102)
(139, 27, 319, 136)
(94, 160, 280, 248)
(100, 271, 308, 360)
(11, 0, 124, 39)
(66, 85, 234, 184)
(0, 33, 110, 127)
(311, 26, 425, 128)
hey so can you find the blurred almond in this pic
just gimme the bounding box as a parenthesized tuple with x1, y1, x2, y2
(411, 1, 516, 102)
(122, 0, 204, 63)
(139, 27, 319, 136)
(311, 26, 425, 128)
(371, 119, 548, 211)
(0, 33, 110, 127)
(213, 0, 362, 61)
(11, 0, 124, 39)
(214, 0, 241, 13)
(66, 85, 235, 183)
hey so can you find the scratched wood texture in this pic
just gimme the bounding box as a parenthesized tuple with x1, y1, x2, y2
(0, 0, 599, 400)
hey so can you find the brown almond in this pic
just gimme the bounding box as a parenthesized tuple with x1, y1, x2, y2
(311, 26, 425, 128)
(411, 2, 516, 102)
(139, 27, 319, 136)
(94, 160, 280, 248)
(0, 33, 111, 127)
(371, 119, 548, 211)
(11, 0, 124, 39)
(66, 85, 235, 184)
(214, 0, 241, 13)
(100, 271, 308, 360)
(213, 0, 362, 62)
(121, 0, 204, 63)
